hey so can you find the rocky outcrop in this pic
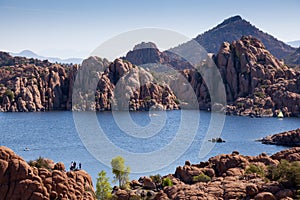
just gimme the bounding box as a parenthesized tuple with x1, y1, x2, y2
(258, 128, 300, 147)
(0, 60, 73, 112)
(112, 148, 300, 200)
(0, 146, 95, 200)
(124, 42, 193, 70)
(73, 58, 179, 111)
(213, 36, 300, 117)
(0, 54, 179, 112)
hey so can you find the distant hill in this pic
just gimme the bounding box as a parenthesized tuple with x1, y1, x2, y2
(287, 40, 300, 48)
(11, 50, 83, 64)
(193, 15, 295, 59)
(286, 47, 300, 66)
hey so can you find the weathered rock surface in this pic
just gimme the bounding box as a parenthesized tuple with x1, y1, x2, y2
(112, 148, 300, 200)
(259, 128, 300, 147)
(0, 54, 179, 112)
(0, 146, 95, 200)
(214, 36, 300, 117)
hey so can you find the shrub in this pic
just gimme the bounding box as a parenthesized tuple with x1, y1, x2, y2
(162, 177, 173, 187)
(150, 174, 162, 188)
(245, 164, 265, 177)
(268, 160, 300, 187)
(4, 89, 14, 101)
(28, 156, 52, 171)
(174, 99, 180, 105)
(193, 173, 211, 183)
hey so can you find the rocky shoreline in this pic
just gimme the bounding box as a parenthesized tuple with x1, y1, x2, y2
(258, 128, 300, 147)
(111, 148, 300, 200)
(0, 146, 95, 200)
(1, 146, 300, 200)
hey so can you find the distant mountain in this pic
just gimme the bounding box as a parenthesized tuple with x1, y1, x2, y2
(11, 50, 83, 64)
(285, 47, 300, 66)
(192, 15, 295, 59)
(287, 40, 300, 48)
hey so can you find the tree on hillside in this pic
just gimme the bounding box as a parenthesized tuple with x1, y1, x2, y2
(111, 156, 130, 189)
(96, 170, 112, 200)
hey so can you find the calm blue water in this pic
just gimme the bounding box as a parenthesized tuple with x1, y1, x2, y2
(0, 111, 299, 186)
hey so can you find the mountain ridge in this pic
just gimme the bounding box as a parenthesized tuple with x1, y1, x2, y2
(192, 15, 295, 59)
(10, 50, 83, 64)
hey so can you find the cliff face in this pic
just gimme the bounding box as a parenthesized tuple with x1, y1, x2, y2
(214, 36, 300, 117)
(72, 57, 179, 111)
(0, 146, 95, 200)
(0, 54, 179, 112)
(0, 52, 74, 112)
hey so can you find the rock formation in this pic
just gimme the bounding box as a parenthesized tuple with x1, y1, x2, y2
(0, 52, 73, 112)
(124, 42, 193, 70)
(72, 58, 179, 111)
(0, 146, 95, 200)
(0, 53, 179, 112)
(0, 36, 299, 116)
(112, 147, 300, 200)
(214, 36, 300, 117)
(258, 128, 300, 147)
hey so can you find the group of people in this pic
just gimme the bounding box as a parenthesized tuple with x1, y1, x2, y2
(70, 161, 81, 171)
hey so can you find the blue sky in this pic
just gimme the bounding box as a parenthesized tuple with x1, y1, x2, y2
(0, 0, 299, 58)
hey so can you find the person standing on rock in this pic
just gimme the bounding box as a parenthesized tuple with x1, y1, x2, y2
(79, 162, 81, 170)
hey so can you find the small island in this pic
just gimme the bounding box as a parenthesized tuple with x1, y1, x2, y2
(258, 128, 300, 147)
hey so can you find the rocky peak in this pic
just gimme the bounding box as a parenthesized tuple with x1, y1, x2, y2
(217, 15, 243, 27)
(125, 42, 164, 66)
(133, 41, 158, 50)
(193, 16, 296, 59)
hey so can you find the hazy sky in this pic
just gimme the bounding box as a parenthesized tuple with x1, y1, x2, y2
(0, 0, 299, 58)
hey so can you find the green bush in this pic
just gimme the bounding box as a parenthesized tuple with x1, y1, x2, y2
(174, 99, 180, 105)
(192, 173, 211, 183)
(245, 164, 265, 177)
(4, 89, 14, 101)
(268, 160, 300, 187)
(162, 177, 173, 187)
(28, 156, 52, 171)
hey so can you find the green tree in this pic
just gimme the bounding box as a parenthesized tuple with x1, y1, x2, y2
(162, 177, 173, 187)
(111, 156, 130, 189)
(96, 170, 112, 200)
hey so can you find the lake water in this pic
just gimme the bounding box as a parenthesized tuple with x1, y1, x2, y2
(1, 111, 299, 186)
